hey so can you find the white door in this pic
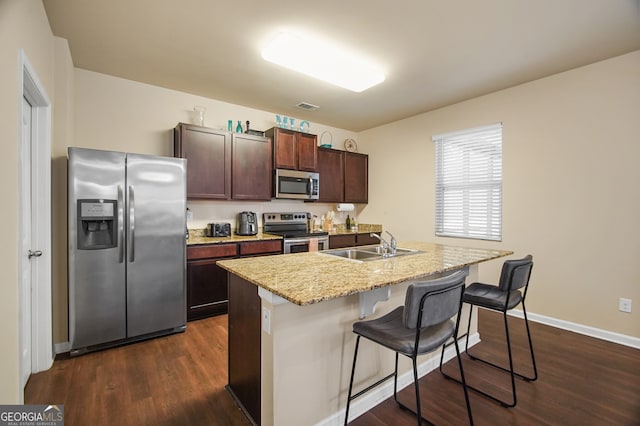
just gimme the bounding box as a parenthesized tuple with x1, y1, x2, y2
(19, 52, 53, 401)
(19, 96, 33, 387)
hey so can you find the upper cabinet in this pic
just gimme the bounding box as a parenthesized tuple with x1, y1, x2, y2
(317, 148, 344, 203)
(317, 148, 368, 204)
(266, 127, 318, 171)
(174, 123, 231, 199)
(344, 152, 368, 203)
(231, 133, 273, 201)
(174, 123, 272, 200)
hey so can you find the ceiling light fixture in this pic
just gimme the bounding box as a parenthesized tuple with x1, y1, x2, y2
(261, 32, 385, 93)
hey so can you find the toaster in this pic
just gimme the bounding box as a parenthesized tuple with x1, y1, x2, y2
(206, 222, 231, 237)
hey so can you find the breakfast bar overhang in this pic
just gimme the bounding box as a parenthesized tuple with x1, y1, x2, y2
(218, 242, 512, 425)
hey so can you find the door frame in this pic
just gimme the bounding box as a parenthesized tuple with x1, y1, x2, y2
(18, 50, 53, 399)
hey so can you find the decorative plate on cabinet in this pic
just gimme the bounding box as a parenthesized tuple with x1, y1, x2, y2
(344, 138, 358, 152)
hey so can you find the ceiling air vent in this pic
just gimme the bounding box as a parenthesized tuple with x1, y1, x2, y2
(296, 102, 320, 111)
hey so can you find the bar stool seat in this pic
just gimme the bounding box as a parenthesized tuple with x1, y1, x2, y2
(463, 284, 522, 310)
(344, 270, 473, 425)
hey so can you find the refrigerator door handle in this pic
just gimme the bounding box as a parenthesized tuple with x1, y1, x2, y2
(128, 185, 135, 262)
(118, 185, 124, 263)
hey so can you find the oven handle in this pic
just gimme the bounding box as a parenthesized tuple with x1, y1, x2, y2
(285, 237, 313, 245)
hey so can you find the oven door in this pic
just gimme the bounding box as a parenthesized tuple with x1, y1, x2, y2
(284, 236, 329, 254)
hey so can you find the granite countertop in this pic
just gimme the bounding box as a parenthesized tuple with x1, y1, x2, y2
(187, 231, 283, 246)
(326, 223, 382, 236)
(186, 224, 383, 245)
(217, 242, 512, 305)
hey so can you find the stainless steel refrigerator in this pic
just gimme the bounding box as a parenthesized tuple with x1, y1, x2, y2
(68, 147, 187, 355)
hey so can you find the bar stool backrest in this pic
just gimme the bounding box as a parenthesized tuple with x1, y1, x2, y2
(498, 255, 534, 292)
(402, 270, 467, 329)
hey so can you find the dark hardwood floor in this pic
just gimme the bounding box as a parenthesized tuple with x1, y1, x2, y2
(26, 310, 640, 425)
(25, 315, 250, 426)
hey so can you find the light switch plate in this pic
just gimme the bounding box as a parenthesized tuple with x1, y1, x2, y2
(619, 298, 632, 313)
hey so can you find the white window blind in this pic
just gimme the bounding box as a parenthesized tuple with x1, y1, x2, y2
(433, 123, 503, 241)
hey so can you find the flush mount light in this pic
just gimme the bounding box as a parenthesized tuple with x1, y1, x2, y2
(261, 32, 385, 93)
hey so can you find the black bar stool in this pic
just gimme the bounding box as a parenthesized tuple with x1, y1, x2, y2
(345, 270, 473, 425)
(440, 255, 537, 407)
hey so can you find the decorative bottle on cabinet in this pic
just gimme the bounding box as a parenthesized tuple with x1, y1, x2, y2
(236, 121, 243, 133)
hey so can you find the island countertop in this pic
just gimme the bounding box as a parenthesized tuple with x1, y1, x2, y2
(217, 242, 512, 305)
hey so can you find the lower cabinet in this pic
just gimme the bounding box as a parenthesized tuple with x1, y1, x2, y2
(186, 243, 237, 321)
(186, 240, 282, 321)
(329, 232, 381, 249)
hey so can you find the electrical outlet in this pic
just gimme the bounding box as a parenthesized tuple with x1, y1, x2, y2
(619, 298, 632, 313)
(262, 307, 271, 334)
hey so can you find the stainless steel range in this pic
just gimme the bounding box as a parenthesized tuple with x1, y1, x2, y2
(263, 212, 329, 253)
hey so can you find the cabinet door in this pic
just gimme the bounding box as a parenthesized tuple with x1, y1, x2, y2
(356, 233, 380, 246)
(232, 134, 273, 200)
(271, 128, 297, 170)
(174, 123, 230, 199)
(297, 132, 318, 171)
(186, 258, 229, 320)
(317, 148, 344, 202)
(329, 234, 357, 249)
(344, 152, 368, 203)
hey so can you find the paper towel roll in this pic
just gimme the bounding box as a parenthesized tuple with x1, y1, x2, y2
(337, 203, 355, 212)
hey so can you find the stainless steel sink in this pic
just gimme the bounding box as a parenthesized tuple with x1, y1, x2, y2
(322, 249, 382, 261)
(322, 245, 421, 262)
(357, 245, 419, 256)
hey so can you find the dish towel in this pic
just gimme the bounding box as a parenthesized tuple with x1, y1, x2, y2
(308, 238, 318, 252)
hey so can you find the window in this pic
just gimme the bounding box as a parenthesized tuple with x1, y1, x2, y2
(433, 123, 503, 241)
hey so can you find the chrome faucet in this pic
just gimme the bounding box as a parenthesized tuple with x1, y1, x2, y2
(370, 231, 397, 256)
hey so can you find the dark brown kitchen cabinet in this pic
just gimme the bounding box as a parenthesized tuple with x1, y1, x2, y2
(317, 148, 368, 203)
(186, 239, 283, 321)
(174, 123, 231, 199)
(231, 133, 273, 200)
(267, 127, 318, 171)
(356, 232, 379, 246)
(317, 147, 344, 203)
(344, 152, 368, 203)
(239, 240, 282, 256)
(186, 243, 237, 321)
(329, 232, 381, 249)
(329, 234, 356, 249)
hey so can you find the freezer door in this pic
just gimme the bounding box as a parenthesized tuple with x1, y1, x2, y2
(68, 147, 127, 349)
(126, 153, 187, 337)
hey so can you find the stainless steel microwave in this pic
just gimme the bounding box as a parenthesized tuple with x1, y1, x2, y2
(275, 169, 319, 200)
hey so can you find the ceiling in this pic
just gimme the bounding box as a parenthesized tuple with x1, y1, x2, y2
(43, 0, 640, 132)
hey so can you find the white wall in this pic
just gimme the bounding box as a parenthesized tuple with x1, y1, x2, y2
(358, 51, 640, 338)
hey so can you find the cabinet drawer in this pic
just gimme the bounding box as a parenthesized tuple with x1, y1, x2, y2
(187, 243, 238, 260)
(239, 240, 283, 256)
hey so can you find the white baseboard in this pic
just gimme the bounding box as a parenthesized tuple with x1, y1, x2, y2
(316, 333, 480, 426)
(508, 309, 640, 349)
(55, 341, 71, 355)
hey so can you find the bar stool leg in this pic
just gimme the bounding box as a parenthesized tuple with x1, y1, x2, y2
(344, 336, 361, 425)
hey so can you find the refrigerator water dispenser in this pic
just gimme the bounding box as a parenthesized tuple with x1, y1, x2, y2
(77, 199, 117, 250)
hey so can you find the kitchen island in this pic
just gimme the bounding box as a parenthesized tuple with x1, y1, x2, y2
(218, 242, 512, 425)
